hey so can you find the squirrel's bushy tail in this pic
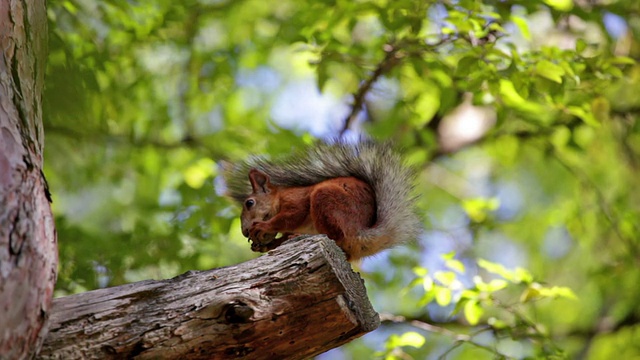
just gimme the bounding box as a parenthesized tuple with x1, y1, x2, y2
(226, 140, 422, 254)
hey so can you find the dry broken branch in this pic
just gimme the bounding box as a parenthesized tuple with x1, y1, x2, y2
(38, 235, 379, 360)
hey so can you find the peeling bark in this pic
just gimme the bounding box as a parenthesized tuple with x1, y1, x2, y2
(38, 236, 379, 360)
(0, 0, 57, 359)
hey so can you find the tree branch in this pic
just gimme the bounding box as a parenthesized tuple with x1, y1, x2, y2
(340, 44, 405, 137)
(379, 313, 513, 359)
(37, 235, 380, 360)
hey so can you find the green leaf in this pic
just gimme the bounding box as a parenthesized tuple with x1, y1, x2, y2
(573, 125, 596, 148)
(413, 266, 428, 277)
(478, 259, 533, 284)
(520, 286, 540, 303)
(464, 300, 483, 325)
(456, 56, 480, 77)
(610, 56, 636, 65)
(435, 287, 452, 306)
(445, 258, 466, 274)
(423, 276, 434, 292)
(405, 148, 430, 167)
(417, 288, 435, 307)
(434, 271, 457, 286)
(591, 97, 610, 122)
(478, 259, 510, 278)
(567, 106, 600, 127)
(316, 62, 329, 91)
(474, 276, 508, 292)
(546, 286, 577, 299)
(511, 15, 531, 41)
(521, 283, 577, 302)
(513, 268, 534, 284)
(498, 79, 544, 115)
(576, 39, 587, 53)
(535, 60, 565, 83)
(486, 279, 508, 292)
(62, 0, 79, 14)
(487, 317, 508, 329)
(405, 277, 423, 290)
(396, 332, 426, 348)
(413, 92, 440, 127)
(605, 66, 623, 78)
(550, 126, 572, 148)
(183, 158, 216, 189)
(462, 197, 500, 223)
(441, 251, 456, 260)
(544, 0, 573, 11)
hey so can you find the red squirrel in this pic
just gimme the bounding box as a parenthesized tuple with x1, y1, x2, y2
(225, 141, 421, 261)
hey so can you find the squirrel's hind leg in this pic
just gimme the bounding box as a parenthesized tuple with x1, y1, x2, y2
(309, 177, 376, 260)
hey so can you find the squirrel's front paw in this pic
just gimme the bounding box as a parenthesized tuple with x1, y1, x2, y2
(250, 234, 287, 253)
(250, 241, 270, 253)
(249, 222, 277, 244)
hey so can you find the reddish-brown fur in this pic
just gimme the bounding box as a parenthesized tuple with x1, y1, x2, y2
(242, 169, 376, 261)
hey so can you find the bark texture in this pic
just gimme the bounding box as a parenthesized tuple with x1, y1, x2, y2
(38, 236, 380, 360)
(0, 0, 56, 359)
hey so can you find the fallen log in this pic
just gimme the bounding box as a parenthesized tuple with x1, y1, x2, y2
(38, 235, 380, 359)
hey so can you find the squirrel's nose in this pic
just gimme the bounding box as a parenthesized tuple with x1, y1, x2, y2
(242, 226, 249, 237)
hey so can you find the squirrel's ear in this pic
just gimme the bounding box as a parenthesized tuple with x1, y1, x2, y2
(248, 169, 271, 194)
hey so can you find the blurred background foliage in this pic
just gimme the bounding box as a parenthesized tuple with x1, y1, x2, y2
(44, 0, 640, 358)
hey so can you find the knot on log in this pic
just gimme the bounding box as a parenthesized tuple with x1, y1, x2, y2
(223, 301, 254, 324)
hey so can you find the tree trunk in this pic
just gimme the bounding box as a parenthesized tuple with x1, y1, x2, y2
(0, 0, 57, 359)
(0, 0, 58, 359)
(38, 236, 380, 360)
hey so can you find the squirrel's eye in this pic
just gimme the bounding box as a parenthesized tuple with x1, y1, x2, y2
(245, 199, 255, 209)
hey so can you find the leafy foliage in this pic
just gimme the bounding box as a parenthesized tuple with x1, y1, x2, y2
(45, 0, 640, 358)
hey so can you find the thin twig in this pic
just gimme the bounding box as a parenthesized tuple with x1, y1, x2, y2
(380, 313, 514, 359)
(552, 146, 640, 258)
(380, 313, 467, 340)
(339, 44, 404, 137)
(46, 124, 210, 152)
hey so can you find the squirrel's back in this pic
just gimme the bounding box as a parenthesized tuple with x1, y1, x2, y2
(226, 140, 422, 255)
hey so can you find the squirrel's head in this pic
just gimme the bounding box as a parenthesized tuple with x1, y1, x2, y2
(240, 169, 279, 240)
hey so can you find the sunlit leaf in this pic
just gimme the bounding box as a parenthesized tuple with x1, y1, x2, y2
(486, 279, 508, 292)
(413, 91, 440, 127)
(397, 332, 426, 348)
(462, 197, 500, 223)
(478, 259, 533, 284)
(445, 258, 465, 274)
(511, 15, 530, 41)
(435, 287, 452, 306)
(464, 300, 483, 325)
(184, 158, 217, 189)
(567, 106, 600, 127)
(521, 283, 577, 302)
(498, 79, 545, 115)
(535, 60, 565, 83)
(610, 56, 636, 65)
(550, 126, 572, 148)
(422, 276, 434, 292)
(413, 266, 428, 277)
(544, 0, 573, 11)
(576, 39, 587, 53)
(488, 317, 508, 329)
(474, 276, 507, 292)
(434, 271, 457, 286)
